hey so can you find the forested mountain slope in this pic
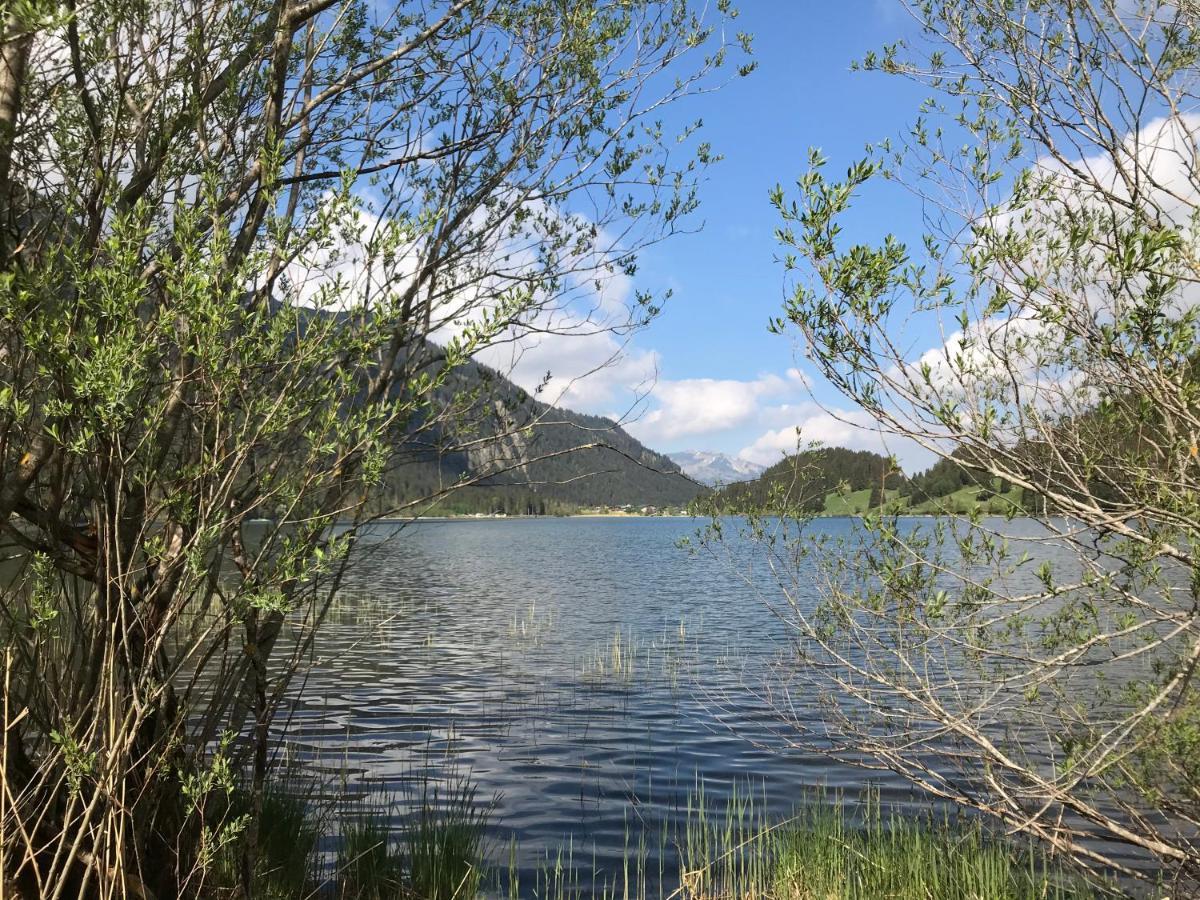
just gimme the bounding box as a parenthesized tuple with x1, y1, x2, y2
(713, 448, 905, 514)
(370, 356, 705, 515)
(711, 446, 1038, 516)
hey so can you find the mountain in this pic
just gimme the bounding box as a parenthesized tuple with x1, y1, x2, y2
(370, 358, 708, 516)
(714, 447, 905, 514)
(711, 445, 1035, 517)
(668, 451, 765, 486)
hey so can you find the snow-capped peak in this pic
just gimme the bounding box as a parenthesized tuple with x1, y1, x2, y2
(668, 451, 765, 487)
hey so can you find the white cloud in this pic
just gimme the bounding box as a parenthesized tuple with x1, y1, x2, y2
(736, 402, 936, 472)
(477, 327, 661, 414)
(737, 403, 885, 464)
(284, 198, 417, 310)
(281, 186, 667, 419)
(623, 369, 809, 443)
(889, 112, 1200, 435)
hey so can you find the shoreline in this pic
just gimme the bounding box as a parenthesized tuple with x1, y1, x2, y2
(397, 511, 691, 521)
(368, 510, 1041, 523)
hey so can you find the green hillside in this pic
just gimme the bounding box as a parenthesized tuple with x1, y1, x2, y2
(366, 357, 706, 516)
(711, 446, 1038, 517)
(713, 448, 905, 514)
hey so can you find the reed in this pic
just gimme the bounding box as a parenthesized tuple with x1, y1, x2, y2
(582, 626, 643, 681)
(402, 775, 491, 900)
(679, 786, 1100, 900)
(210, 765, 491, 900)
(224, 768, 1103, 899)
(506, 784, 1103, 900)
(336, 810, 404, 899)
(508, 599, 557, 649)
(216, 770, 322, 899)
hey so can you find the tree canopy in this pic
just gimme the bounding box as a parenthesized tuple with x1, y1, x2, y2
(0, 1, 748, 895)
(711, 0, 1200, 888)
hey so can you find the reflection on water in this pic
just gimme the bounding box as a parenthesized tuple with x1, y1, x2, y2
(276, 517, 951, 890)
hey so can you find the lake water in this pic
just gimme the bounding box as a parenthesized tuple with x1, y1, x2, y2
(274, 515, 1091, 894)
(2, 511, 1165, 893)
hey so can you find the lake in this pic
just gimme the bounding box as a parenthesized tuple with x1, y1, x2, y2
(1, 511, 1164, 893)
(274, 515, 1079, 894)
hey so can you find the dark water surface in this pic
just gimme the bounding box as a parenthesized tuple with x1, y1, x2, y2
(270, 514, 1180, 895)
(0, 511, 1172, 893)
(278, 516, 946, 890)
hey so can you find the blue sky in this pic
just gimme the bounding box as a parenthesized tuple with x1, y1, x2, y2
(640, 1, 923, 380)
(493, 2, 944, 471)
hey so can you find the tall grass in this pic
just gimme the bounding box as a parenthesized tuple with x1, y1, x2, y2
(212, 767, 490, 899)
(681, 781, 777, 897)
(680, 786, 1100, 900)
(213, 772, 323, 899)
(337, 810, 403, 899)
(227, 769, 1103, 900)
(403, 775, 491, 900)
(256, 783, 323, 896)
(505, 813, 670, 900)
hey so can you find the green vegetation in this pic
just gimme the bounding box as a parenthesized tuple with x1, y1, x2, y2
(681, 788, 1096, 900)
(337, 812, 405, 900)
(6, 0, 1192, 890)
(713, 447, 904, 515)
(234, 774, 1099, 899)
(710, 446, 1033, 517)
(720, 0, 1200, 888)
(0, 0, 746, 893)
(217, 781, 322, 899)
(768, 811, 1092, 899)
(403, 778, 491, 900)
(210, 771, 489, 900)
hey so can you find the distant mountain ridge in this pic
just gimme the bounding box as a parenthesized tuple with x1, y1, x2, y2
(668, 451, 764, 486)
(373, 357, 707, 515)
(710, 446, 1036, 516)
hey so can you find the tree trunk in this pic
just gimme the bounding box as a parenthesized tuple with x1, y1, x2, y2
(0, 13, 31, 257)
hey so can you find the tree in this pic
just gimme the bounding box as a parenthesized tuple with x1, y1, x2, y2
(715, 0, 1200, 891)
(0, 0, 749, 895)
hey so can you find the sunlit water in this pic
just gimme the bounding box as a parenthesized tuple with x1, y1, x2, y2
(286, 516, 825, 889)
(269, 515, 1161, 893)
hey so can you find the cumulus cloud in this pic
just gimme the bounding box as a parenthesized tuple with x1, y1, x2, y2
(736, 402, 890, 465)
(281, 186, 667, 419)
(623, 369, 809, 443)
(477, 326, 661, 414)
(461, 235, 667, 414)
(891, 112, 1200, 429)
(998, 112, 1200, 321)
(903, 311, 1077, 410)
(284, 198, 415, 310)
